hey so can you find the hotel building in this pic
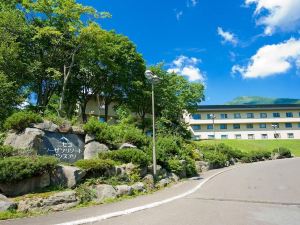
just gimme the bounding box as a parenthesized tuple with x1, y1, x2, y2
(184, 104, 300, 140)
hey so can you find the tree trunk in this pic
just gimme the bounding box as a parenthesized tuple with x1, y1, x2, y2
(104, 100, 109, 122)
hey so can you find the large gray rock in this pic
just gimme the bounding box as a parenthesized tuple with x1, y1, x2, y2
(85, 134, 96, 144)
(32, 121, 59, 132)
(0, 173, 50, 197)
(50, 165, 86, 188)
(0, 194, 17, 212)
(18, 191, 78, 212)
(119, 143, 137, 150)
(71, 126, 85, 135)
(167, 173, 179, 183)
(131, 182, 145, 192)
(143, 174, 154, 190)
(195, 161, 209, 173)
(58, 123, 72, 133)
(156, 178, 171, 189)
(115, 163, 136, 176)
(84, 141, 109, 159)
(115, 185, 133, 197)
(4, 128, 44, 150)
(93, 184, 117, 202)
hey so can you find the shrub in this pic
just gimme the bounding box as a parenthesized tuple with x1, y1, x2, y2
(184, 157, 197, 177)
(119, 125, 148, 148)
(0, 156, 59, 183)
(167, 159, 185, 176)
(4, 111, 43, 132)
(203, 151, 227, 169)
(217, 144, 245, 160)
(75, 159, 116, 177)
(76, 184, 96, 204)
(98, 149, 150, 167)
(273, 147, 292, 158)
(241, 150, 272, 163)
(0, 145, 18, 158)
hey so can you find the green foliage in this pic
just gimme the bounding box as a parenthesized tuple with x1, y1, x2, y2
(167, 159, 185, 176)
(4, 111, 43, 132)
(203, 151, 227, 169)
(76, 184, 96, 204)
(184, 157, 197, 177)
(83, 117, 148, 149)
(215, 143, 245, 160)
(273, 147, 292, 158)
(75, 159, 116, 177)
(0, 156, 59, 183)
(241, 151, 272, 163)
(98, 149, 150, 167)
(0, 145, 18, 158)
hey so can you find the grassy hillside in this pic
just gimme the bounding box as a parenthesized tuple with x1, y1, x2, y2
(226, 96, 300, 105)
(196, 139, 300, 157)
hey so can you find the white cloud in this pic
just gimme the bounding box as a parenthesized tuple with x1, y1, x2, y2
(217, 27, 238, 46)
(245, 0, 300, 35)
(167, 55, 205, 82)
(175, 10, 183, 21)
(187, 0, 198, 7)
(232, 38, 300, 78)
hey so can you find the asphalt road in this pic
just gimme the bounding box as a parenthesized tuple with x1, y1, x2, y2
(2, 158, 300, 225)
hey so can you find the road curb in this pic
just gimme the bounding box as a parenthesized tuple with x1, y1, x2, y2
(56, 167, 236, 225)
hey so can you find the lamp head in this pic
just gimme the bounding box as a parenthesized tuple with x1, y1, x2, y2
(145, 70, 154, 80)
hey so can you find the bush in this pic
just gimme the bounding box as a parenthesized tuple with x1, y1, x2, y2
(75, 159, 116, 177)
(0, 156, 59, 183)
(184, 157, 197, 177)
(203, 151, 227, 169)
(273, 147, 292, 158)
(0, 145, 18, 158)
(167, 159, 185, 176)
(4, 111, 43, 132)
(217, 144, 245, 160)
(98, 149, 150, 167)
(241, 150, 272, 163)
(76, 184, 96, 204)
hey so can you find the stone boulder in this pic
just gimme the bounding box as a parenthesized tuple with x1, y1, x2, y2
(131, 182, 145, 192)
(0, 194, 17, 212)
(50, 165, 86, 188)
(71, 126, 85, 135)
(85, 134, 96, 144)
(93, 184, 117, 202)
(143, 174, 155, 190)
(156, 178, 171, 189)
(58, 123, 72, 133)
(0, 173, 50, 197)
(167, 173, 179, 183)
(4, 128, 44, 150)
(195, 161, 209, 173)
(18, 191, 78, 212)
(147, 165, 167, 178)
(119, 143, 137, 150)
(115, 185, 133, 197)
(84, 141, 109, 159)
(32, 121, 59, 132)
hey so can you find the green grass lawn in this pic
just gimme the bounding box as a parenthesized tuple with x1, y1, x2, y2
(196, 139, 300, 157)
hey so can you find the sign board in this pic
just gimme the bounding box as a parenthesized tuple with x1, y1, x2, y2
(39, 131, 84, 163)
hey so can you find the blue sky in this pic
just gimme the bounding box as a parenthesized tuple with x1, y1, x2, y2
(80, 0, 300, 105)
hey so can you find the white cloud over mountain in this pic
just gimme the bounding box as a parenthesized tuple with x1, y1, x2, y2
(217, 27, 238, 46)
(167, 55, 205, 82)
(245, 0, 300, 35)
(232, 38, 300, 78)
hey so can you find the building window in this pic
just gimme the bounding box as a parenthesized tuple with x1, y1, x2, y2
(261, 134, 268, 139)
(192, 125, 201, 131)
(246, 124, 253, 129)
(207, 114, 212, 119)
(272, 123, 280, 128)
(298, 123, 300, 128)
(220, 124, 227, 129)
(99, 117, 106, 122)
(220, 114, 228, 119)
(248, 134, 255, 140)
(234, 113, 241, 119)
(247, 113, 254, 118)
(233, 124, 240, 129)
(235, 134, 242, 139)
(274, 133, 281, 139)
(286, 112, 293, 118)
(287, 133, 294, 139)
(191, 114, 201, 120)
(273, 112, 280, 118)
(208, 135, 215, 139)
(259, 123, 267, 129)
(285, 123, 292, 128)
(221, 135, 228, 139)
(207, 124, 213, 130)
(260, 113, 267, 118)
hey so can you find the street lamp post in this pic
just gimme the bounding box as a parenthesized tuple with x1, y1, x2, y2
(272, 124, 279, 153)
(145, 70, 161, 177)
(209, 113, 217, 151)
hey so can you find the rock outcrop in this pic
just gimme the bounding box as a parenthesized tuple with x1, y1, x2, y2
(84, 141, 109, 159)
(93, 184, 117, 202)
(50, 165, 86, 188)
(0, 194, 17, 212)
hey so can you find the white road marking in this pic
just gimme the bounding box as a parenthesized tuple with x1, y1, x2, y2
(55, 168, 235, 225)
